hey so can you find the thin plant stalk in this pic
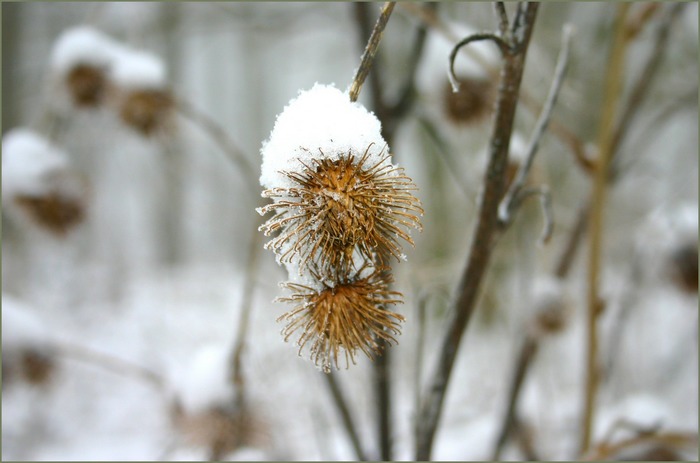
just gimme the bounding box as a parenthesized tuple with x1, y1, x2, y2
(553, 4, 683, 281)
(581, 3, 631, 453)
(323, 372, 368, 461)
(228, 214, 264, 421)
(175, 98, 258, 194)
(348, 2, 396, 103)
(491, 334, 539, 460)
(54, 340, 164, 389)
(415, 4, 540, 460)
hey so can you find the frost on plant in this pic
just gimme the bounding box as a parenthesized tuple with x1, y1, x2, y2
(258, 83, 422, 372)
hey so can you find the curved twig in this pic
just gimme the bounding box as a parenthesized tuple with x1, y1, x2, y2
(448, 32, 511, 92)
(499, 24, 573, 228)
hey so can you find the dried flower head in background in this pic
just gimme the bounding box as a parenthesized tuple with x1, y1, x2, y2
(66, 64, 108, 107)
(110, 47, 173, 137)
(2, 295, 56, 388)
(417, 22, 499, 127)
(50, 26, 118, 109)
(119, 89, 174, 136)
(669, 242, 698, 294)
(258, 83, 421, 371)
(277, 267, 404, 373)
(2, 129, 89, 237)
(15, 190, 85, 237)
(443, 76, 495, 124)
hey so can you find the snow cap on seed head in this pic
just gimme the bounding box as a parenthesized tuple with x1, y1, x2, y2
(110, 47, 167, 90)
(2, 129, 70, 199)
(260, 83, 389, 190)
(50, 26, 119, 75)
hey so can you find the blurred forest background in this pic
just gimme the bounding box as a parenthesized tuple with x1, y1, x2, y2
(2, 2, 698, 461)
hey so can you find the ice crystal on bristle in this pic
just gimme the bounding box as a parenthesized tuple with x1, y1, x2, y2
(258, 144, 423, 274)
(276, 267, 404, 373)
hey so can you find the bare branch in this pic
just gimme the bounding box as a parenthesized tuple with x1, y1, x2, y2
(348, 2, 396, 103)
(610, 3, 686, 174)
(491, 334, 539, 460)
(414, 4, 540, 460)
(494, 2, 510, 39)
(512, 185, 554, 245)
(323, 372, 368, 461)
(228, 215, 264, 417)
(175, 98, 258, 194)
(448, 32, 510, 92)
(53, 341, 164, 389)
(581, 4, 632, 453)
(499, 24, 573, 227)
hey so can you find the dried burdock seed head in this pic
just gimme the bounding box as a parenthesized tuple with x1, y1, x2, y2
(14, 190, 85, 236)
(20, 348, 55, 386)
(277, 267, 404, 373)
(530, 276, 569, 336)
(66, 64, 107, 107)
(669, 242, 698, 294)
(50, 26, 119, 109)
(3, 129, 89, 236)
(120, 89, 174, 136)
(442, 76, 495, 125)
(259, 145, 423, 274)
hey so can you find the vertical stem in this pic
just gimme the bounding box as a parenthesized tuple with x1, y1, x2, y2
(581, 3, 631, 453)
(374, 340, 392, 461)
(415, 5, 539, 460)
(323, 372, 368, 461)
(491, 334, 539, 460)
(229, 217, 263, 417)
(348, 2, 396, 103)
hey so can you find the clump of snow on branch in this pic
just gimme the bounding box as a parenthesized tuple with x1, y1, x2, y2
(259, 83, 389, 190)
(2, 129, 70, 199)
(110, 47, 167, 90)
(49, 26, 119, 75)
(50, 25, 167, 90)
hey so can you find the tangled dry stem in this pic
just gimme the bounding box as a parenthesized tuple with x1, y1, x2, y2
(258, 145, 423, 275)
(277, 268, 405, 373)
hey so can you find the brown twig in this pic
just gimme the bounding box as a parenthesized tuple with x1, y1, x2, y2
(53, 340, 164, 389)
(348, 2, 396, 103)
(581, 4, 631, 453)
(174, 98, 258, 194)
(499, 24, 573, 243)
(610, 3, 686, 179)
(398, 1, 594, 175)
(581, 430, 698, 461)
(491, 333, 539, 460)
(553, 3, 684, 281)
(414, 4, 540, 460)
(228, 213, 264, 425)
(323, 372, 368, 461)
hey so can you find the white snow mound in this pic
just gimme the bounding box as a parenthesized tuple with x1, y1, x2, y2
(50, 26, 119, 74)
(2, 128, 70, 199)
(259, 83, 389, 190)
